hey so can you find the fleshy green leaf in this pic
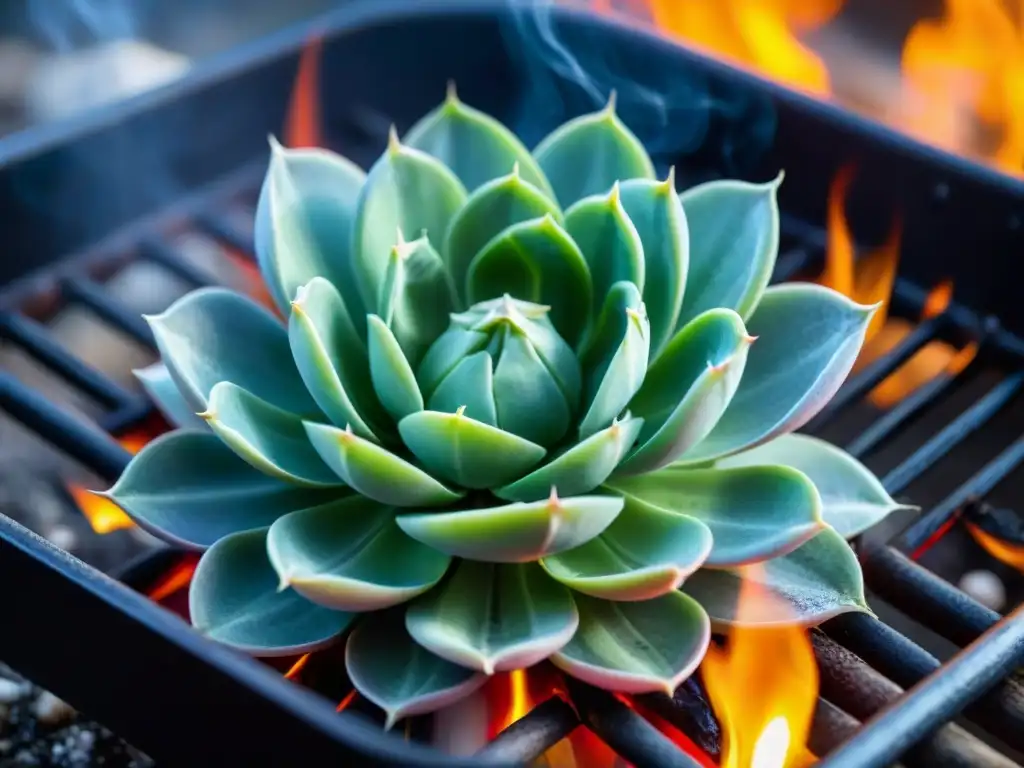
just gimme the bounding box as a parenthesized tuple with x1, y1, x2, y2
(254, 139, 367, 322)
(577, 282, 650, 440)
(618, 172, 688, 356)
(564, 184, 645, 323)
(605, 465, 824, 566)
(366, 314, 424, 422)
(304, 421, 463, 507)
(267, 498, 450, 611)
(496, 415, 643, 502)
(551, 591, 710, 695)
(147, 287, 320, 416)
(103, 430, 338, 548)
(398, 409, 546, 489)
(190, 528, 351, 656)
(345, 609, 487, 730)
(515, 309, 583, 410)
(443, 166, 561, 305)
(684, 527, 870, 626)
(351, 128, 467, 310)
(534, 94, 656, 208)
(675, 175, 781, 331)
(718, 433, 915, 538)
(541, 494, 712, 600)
(406, 560, 577, 674)
(202, 383, 342, 488)
(289, 277, 389, 442)
(426, 351, 497, 425)
(416, 326, 488, 400)
(465, 215, 592, 347)
(377, 231, 457, 366)
(617, 309, 752, 475)
(404, 84, 556, 198)
(396, 493, 623, 562)
(679, 284, 878, 464)
(133, 362, 206, 430)
(492, 324, 572, 447)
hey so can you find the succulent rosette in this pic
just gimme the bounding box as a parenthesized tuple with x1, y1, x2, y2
(110, 86, 909, 726)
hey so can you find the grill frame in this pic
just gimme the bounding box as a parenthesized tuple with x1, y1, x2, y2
(1, 3, 1024, 767)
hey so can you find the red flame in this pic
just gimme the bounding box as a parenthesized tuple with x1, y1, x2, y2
(285, 37, 324, 149)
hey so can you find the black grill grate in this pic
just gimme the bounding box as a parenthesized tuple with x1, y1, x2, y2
(2, 4, 1024, 767)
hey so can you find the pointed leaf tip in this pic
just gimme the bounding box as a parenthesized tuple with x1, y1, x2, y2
(406, 560, 577, 674)
(190, 528, 352, 656)
(346, 610, 487, 726)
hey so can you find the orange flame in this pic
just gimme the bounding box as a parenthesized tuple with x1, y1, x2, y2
(965, 522, 1024, 573)
(336, 689, 358, 712)
(821, 164, 901, 343)
(285, 37, 323, 149)
(643, 0, 841, 96)
(818, 165, 977, 408)
(702, 565, 818, 768)
(587, 0, 1024, 177)
(901, 0, 1024, 177)
(68, 431, 152, 534)
(146, 556, 198, 602)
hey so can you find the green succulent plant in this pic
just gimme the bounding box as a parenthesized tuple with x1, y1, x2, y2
(110, 86, 910, 727)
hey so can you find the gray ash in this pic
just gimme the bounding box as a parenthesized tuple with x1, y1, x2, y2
(0, 665, 152, 768)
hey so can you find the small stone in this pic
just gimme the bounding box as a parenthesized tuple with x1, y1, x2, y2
(959, 569, 1006, 612)
(32, 690, 74, 724)
(44, 523, 79, 551)
(0, 678, 27, 704)
(0, 738, 11, 753)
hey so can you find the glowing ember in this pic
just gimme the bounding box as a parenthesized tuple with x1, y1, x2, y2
(68, 431, 153, 534)
(965, 522, 1024, 573)
(702, 565, 818, 768)
(284, 653, 311, 680)
(146, 556, 198, 602)
(642, 0, 841, 96)
(336, 689, 358, 712)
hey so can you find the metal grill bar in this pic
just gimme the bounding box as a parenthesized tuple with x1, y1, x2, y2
(811, 631, 1017, 768)
(476, 698, 580, 764)
(806, 314, 948, 432)
(817, 603, 1024, 768)
(0, 373, 132, 480)
(0, 311, 135, 410)
(139, 236, 217, 288)
(897, 432, 1024, 551)
(0, 513, 504, 768)
(562, 678, 704, 768)
(882, 372, 1024, 496)
(62, 277, 157, 347)
(825, 610, 1024, 752)
(860, 544, 1003, 646)
(195, 212, 256, 258)
(843, 356, 978, 459)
